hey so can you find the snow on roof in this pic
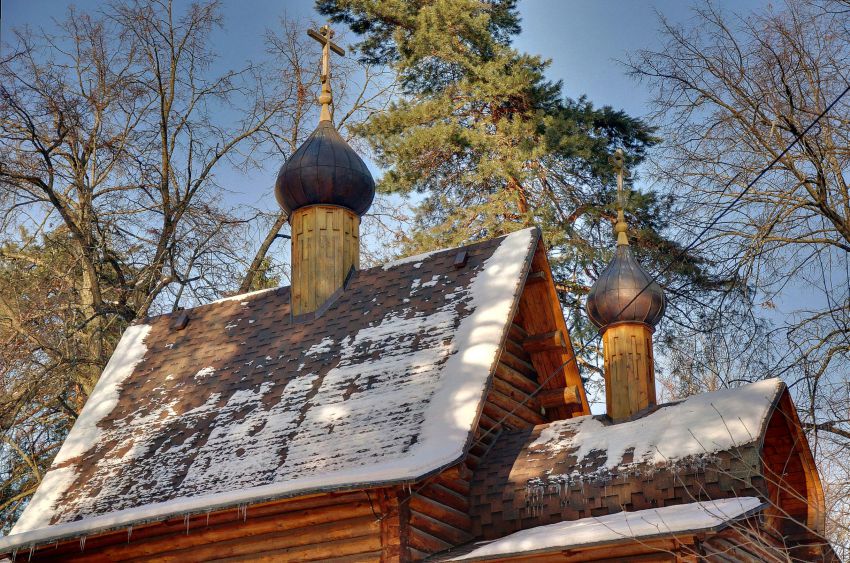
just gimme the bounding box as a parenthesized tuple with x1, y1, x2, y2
(4, 228, 538, 551)
(448, 497, 764, 561)
(207, 285, 278, 305)
(529, 378, 783, 473)
(381, 247, 445, 270)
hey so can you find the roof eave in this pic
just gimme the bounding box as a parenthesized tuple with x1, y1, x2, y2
(2, 228, 545, 555)
(433, 502, 768, 562)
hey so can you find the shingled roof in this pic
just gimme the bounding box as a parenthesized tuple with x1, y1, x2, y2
(5, 228, 540, 550)
(466, 379, 801, 540)
(438, 497, 766, 561)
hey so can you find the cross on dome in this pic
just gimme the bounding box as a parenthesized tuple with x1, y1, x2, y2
(608, 148, 631, 246)
(307, 25, 345, 123)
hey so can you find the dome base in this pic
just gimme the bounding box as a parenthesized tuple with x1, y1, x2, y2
(602, 321, 657, 422)
(291, 205, 360, 315)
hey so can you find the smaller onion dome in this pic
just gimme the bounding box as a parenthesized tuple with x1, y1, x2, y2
(275, 120, 375, 217)
(586, 242, 666, 329)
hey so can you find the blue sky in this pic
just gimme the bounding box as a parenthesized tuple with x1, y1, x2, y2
(2, 0, 768, 193)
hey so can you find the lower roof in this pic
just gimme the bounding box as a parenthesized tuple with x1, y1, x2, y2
(439, 497, 765, 561)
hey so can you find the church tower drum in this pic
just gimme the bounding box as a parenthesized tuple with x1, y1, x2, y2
(586, 149, 666, 422)
(274, 25, 375, 315)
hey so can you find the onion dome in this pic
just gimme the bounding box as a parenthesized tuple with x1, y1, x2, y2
(586, 241, 666, 329)
(274, 120, 375, 216)
(585, 149, 666, 330)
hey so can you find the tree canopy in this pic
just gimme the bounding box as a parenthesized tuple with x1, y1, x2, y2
(317, 0, 727, 384)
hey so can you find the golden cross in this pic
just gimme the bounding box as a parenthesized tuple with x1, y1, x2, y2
(609, 148, 630, 210)
(307, 25, 345, 122)
(608, 148, 631, 246)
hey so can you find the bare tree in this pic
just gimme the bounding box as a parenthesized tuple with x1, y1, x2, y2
(0, 1, 395, 531)
(237, 17, 398, 293)
(628, 0, 850, 551)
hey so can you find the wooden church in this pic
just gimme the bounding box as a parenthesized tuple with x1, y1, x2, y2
(1, 25, 837, 563)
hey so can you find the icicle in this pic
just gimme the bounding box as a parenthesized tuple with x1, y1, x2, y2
(79, 535, 87, 551)
(206, 509, 212, 527)
(127, 525, 133, 543)
(27, 545, 34, 561)
(237, 503, 248, 522)
(184, 513, 191, 535)
(11, 547, 17, 562)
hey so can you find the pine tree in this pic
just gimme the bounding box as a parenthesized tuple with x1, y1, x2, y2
(317, 0, 726, 384)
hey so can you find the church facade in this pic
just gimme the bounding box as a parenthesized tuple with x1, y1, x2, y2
(0, 25, 836, 563)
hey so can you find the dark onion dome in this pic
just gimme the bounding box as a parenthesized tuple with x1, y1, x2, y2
(275, 120, 375, 217)
(586, 243, 666, 330)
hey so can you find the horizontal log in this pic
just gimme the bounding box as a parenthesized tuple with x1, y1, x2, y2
(486, 389, 545, 425)
(558, 536, 692, 563)
(37, 492, 373, 559)
(477, 412, 502, 433)
(417, 483, 470, 513)
(123, 515, 379, 562)
(495, 361, 538, 394)
(493, 375, 540, 410)
(409, 495, 471, 531)
(483, 398, 534, 430)
(434, 474, 470, 497)
(409, 511, 469, 545)
(469, 440, 489, 459)
(209, 532, 382, 562)
(508, 322, 528, 342)
(503, 338, 528, 361)
(472, 425, 497, 446)
(522, 330, 567, 354)
(538, 385, 582, 409)
(323, 552, 383, 563)
(39, 552, 112, 563)
(498, 349, 537, 378)
(440, 463, 472, 482)
(99, 503, 375, 561)
(409, 526, 452, 554)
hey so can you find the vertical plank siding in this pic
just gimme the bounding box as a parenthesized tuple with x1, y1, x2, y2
(290, 205, 360, 315)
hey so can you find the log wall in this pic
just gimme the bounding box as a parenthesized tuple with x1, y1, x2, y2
(25, 492, 385, 562)
(405, 319, 549, 560)
(761, 391, 825, 537)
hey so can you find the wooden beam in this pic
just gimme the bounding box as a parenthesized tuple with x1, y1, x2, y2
(409, 495, 472, 532)
(486, 389, 545, 425)
(525, 270, 548, 285)
(416, 483, 470, 514)
(538, 385, 582, 409)
(522, 330, 567, 354)
(513, 239, 591, 418)
(409, 526, 452, 554)
(409, 511, 469, 545)
(495, 361, 538, 394)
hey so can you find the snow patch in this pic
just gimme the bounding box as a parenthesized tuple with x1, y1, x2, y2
(209, 286, 277, 305)
(52, 324, 152, 466)
(305, 337, 335, 357)
(193, 367, 215, 380)
(529, 379, 782, 471)
(409, 228, 535, 475)
(12, 324, 152, 534)
(450, 497, 764, 560)
(421, 275, 440, 288)
(10, 468, 78, 534)
(381, 248, 444, 270)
